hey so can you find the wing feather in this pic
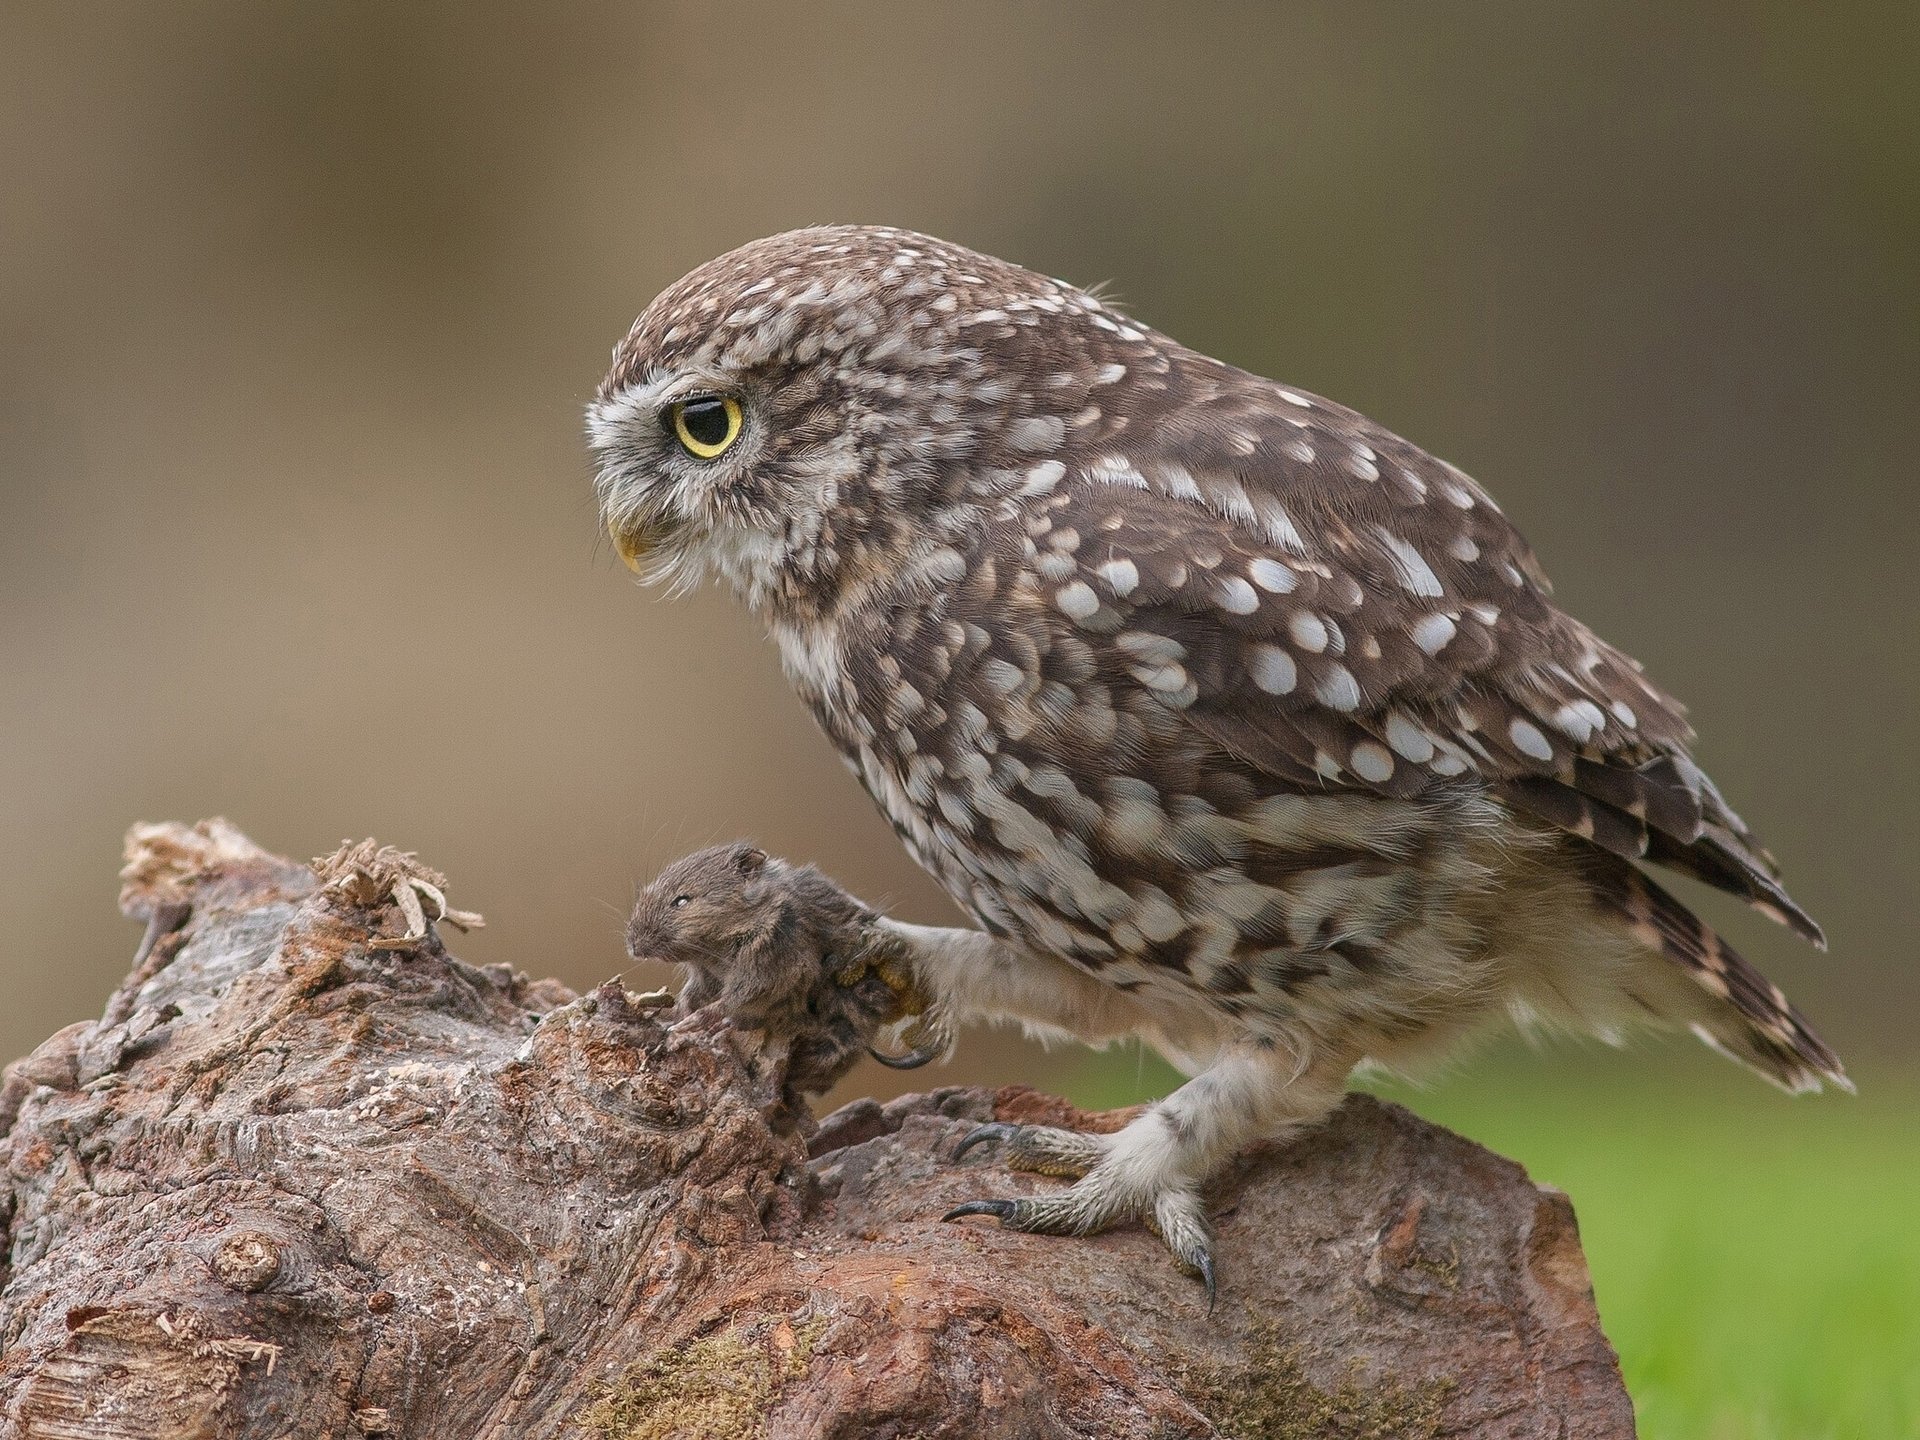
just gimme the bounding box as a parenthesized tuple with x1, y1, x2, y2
(1033, 360, 1823, 945)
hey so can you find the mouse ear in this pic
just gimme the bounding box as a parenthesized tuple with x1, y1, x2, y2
(733, 845, 768, 877)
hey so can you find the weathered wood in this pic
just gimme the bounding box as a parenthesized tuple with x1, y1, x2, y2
(0, 821, 1634, 1438)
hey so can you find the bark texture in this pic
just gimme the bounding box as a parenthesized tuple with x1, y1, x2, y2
(0, 821, 1635, 1438)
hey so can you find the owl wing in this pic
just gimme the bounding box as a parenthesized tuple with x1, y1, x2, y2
(1038, 363, 1823, 945)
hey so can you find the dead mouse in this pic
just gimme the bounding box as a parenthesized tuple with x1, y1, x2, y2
(627, 843, 945, 1093)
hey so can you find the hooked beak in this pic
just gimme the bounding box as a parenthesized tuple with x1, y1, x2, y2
(608, 518, 655, 574)
(607, 512, 681, 574)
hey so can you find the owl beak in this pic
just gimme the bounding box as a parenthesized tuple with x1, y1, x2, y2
(614, 510, 691, 572)
(608, 518, 656, 573)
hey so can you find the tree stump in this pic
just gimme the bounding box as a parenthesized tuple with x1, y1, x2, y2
(0, 821, 1635, 1438)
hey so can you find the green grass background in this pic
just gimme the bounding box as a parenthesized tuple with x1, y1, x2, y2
(1068, 1044, 1919, 1439)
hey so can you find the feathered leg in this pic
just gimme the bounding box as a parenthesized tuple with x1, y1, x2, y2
(947, 1044, 1352, 1300)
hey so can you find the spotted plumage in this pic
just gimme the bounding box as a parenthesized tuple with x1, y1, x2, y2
(591, 225, 1845, 1285)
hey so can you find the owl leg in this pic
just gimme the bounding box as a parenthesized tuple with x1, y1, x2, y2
(946, 1045, 1350, 1298)
(872, 919, 1149, 1046)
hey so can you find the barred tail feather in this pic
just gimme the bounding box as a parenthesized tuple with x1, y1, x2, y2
(1590, 860, 1849, 1094)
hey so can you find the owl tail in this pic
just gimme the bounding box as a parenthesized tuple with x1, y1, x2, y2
(1588, 858, 1850, 1094)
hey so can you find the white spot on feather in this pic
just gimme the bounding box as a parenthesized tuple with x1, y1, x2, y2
(1116, 630, 1184, 665)
(1007, 415, 1067, 451)
(1552, 700, 1608, 744)
(1021, 460, 1065, 495)
(1135, 663, 1196, 706)
(1255, 499, 1307, 553)
(1374, 527, 1445, 598)
(1135, 890, 1184, 942)
(1316, 664, 1362, 711)
(1411, 613, 1457, 655)
(1085, 456, 1146, 488)
(1350, 741, 1395, 782)
(1249, 558, 1297, 593)
(1289, 612, 1330, 653)
(1215, 576, 1259, 614)
(1249, 644, 1297, 694)
(1508, 717, 1555, 761)
(1055, 582, 1099, 620)
(1384, 711, 1436, 762)
(1096, 558, 1139, 596)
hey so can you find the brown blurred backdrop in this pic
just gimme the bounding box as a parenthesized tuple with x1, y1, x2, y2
(2, 2, 1914, 1094)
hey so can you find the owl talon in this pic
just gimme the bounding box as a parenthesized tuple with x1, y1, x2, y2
(1147, 1189, 1219, 1310)
(953, 1121, 1107, 1178)
(942, 1198, 1019, 1223)
(953, 1121, 1020, 1162)
(867, 1040, 940, 1070)
(940, 1195, 1082, 1234)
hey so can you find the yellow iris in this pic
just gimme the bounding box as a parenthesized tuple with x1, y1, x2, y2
(669, 395, 744, 459)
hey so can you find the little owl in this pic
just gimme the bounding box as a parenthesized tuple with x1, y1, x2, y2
(589, 225, 1843, 1293)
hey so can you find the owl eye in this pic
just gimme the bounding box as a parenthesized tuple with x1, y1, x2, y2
(671, 894, 691, 908)
(667, 395, 743, 459)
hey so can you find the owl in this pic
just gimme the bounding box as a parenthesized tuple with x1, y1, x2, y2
(588, 225, 1844, 1294)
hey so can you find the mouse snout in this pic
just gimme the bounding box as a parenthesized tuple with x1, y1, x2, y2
(626, 919, 666, 964)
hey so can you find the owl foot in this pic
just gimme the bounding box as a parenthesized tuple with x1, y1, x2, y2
(945, 1125, 1216, 1303)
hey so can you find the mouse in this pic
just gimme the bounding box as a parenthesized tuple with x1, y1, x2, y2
(627, 842, 945, 1093)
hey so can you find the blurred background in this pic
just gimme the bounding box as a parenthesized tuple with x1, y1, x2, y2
(3, 4, 1914, 1434)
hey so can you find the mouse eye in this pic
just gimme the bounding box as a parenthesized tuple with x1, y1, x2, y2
(671, 894, 691, 908)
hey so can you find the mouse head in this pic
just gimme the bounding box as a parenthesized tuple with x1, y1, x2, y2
(626, 842, 771, 974)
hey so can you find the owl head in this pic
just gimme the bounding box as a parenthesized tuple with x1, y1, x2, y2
(586, 225, 1146, 611)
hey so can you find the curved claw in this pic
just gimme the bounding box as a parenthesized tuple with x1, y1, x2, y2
(1197, 1249, 1218, 1312)
(952, 1121, 1021, 1162)
(866, 1041, 940, 1070)
(942, 1198, 1018, 1224)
